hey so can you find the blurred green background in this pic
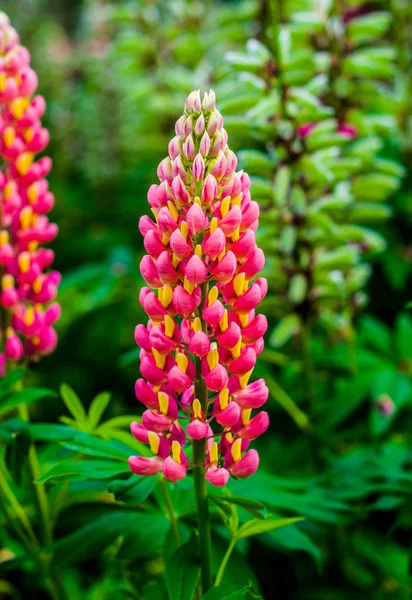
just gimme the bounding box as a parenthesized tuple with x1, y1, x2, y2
(1, 0, 412, 598)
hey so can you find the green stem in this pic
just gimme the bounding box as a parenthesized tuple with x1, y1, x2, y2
(0, 478, 34, 549)
(0, 465, 39, 548)
(159, 479, 180, 548)
(214, 537, 236, 587)
(18, 402, 53, 546)
(301, 321, 316, 411)
(193, 353, 213, 595)
(264, 373, 311, 431)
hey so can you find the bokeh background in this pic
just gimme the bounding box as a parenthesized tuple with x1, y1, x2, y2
(1, 0, 412, 598)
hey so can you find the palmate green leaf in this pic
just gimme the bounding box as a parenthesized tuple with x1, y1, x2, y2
(60, 384, 86, 423)
(0, 388, 57, 415)
(37, 459, 130, 483)
(201, 584, 252, 600)
(236, 517, 303, 540)
(165, 534, 200, 600)
(87, 392, 111, 429)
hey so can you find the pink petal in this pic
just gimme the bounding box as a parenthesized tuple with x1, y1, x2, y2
(129, 456, 162, 476)
(230, 449, 259, 478)
(205, 467, 230, 487)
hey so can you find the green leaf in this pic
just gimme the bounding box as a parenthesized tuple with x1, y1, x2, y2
(267, 522, 322, 568)
(62, 433, 132, 460)
(0, 369, 25, 396)
(98, 415, 139, 431)
(107, 475, 158, 505)
(369, 370, 412, 436)
(213, 495, 266, 519)
(347, 12, 391, 44)
(164, 534, 200, 600)
(273, 166, 290, 206)
(395, 313, 412, 360)
(236, 517, 303, 540)
(60, 384, 86, 422)
(288, 274, 308, 305)
(49, 511, 169, 569)
(0, 388, 56, 415)
(28, 423, 77, 442)
(87, 392, 111, 429)
(237, 150, 275, 178)
(201, 584, 251, 600)
(37, 460, 130, 483)
(269, 314, 300, 347)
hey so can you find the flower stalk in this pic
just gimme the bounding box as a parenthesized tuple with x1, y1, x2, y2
(128, 89, 270, 586)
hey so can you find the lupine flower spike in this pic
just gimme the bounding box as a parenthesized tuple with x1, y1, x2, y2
(0, 12, 60, 374)
(129, 89, 269, 487)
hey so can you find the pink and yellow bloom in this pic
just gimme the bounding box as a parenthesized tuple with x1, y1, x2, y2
(0, 12, 60, 373)
(129, 90, 269, 487)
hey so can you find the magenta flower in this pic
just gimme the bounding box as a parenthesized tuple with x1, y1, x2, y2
(0, 12, 60, 374)
(129, 90, 269, 487)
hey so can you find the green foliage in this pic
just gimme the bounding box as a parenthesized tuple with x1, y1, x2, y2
(227, 2, 404, 342)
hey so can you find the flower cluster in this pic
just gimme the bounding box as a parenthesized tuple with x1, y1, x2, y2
(129, 90, 269, 487)
(0, 12, 60, 374)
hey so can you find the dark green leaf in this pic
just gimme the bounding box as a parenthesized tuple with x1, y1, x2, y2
(201, 584, 251, 600)
(165, 534, 200, 600)
(107, 475, 158, 505)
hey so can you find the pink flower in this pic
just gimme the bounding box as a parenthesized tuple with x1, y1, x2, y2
(129, 90, 268, 486)
(0, 13, 60, 372)
(337, 123, 357, 138)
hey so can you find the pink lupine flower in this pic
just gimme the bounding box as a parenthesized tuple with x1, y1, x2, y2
(297, 123, 316, 138)
(129, 90, 269, 486)
(0, 12, 60, 372)
(337, 123, 357, 138)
